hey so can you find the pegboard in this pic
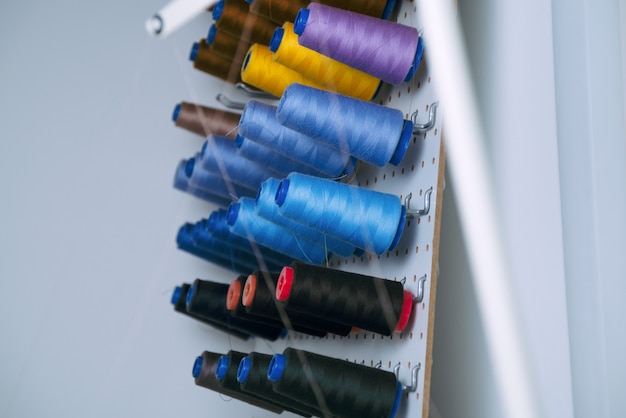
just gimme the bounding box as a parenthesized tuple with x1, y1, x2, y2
(181, 1, 444, 417)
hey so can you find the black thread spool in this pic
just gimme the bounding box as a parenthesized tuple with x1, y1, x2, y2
(215, 351, 311, 417)
(171, 284, 250, 340)
(190, 39, 243, 84)
(192, 351, 284, 414)
(243, 271, 352, 336)
(214, 0, 276, 45)
(237, 352, 326, 417)
(186, 278, 285, 340)
(228, 276, 327, 337)
(276, 262, 413, 336)
(268, 348, 403, 418)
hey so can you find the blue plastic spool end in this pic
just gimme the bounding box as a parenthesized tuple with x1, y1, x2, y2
(389, 381, 403, 418)
(237, 357, 252, 383)
(184, 158, 195, 178)
(207, 25, 217, 45)
(215, 355, 230, 380)
(381, 0, 397, 20)
(243, 50, 252, 71)
(212, 0, 224, 20)
(226, 203, 241, 226)
(267, 354, 287, 382)
(275, 179, 290, 206)
(269, 27, 284, 53)
(172, 103, 181, 122)
(389, 119, 414, 166)
(176, 223, 194, 247)
(189, 42, 200, 62)
(234, 134, 245, 149)
(192, 356, 203, 378)
(388, 205, 407, 251)
(293, 8, 309, 36)
(371, 80, 385, 100)
(342, 157, 358, 177)
(404, 36, 425, 83)
(185, 285, 195, 306)
(245, 0, 253, 3)
(171, 286, 182, 305)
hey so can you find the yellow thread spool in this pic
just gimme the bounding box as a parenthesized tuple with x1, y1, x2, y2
(241, 43, 327, 98)
(271, 22, 382, 101)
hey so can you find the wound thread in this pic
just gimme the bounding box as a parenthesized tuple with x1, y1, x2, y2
(193, 351, 284, 414)
(227, 197, 330, 264)
(173, 101, 240, 138)
(238, 100, 355, 177)
(207, 24, 250, 62)
(275, 173, 407, 254)
(271, 22, 381, 101)
(296, 3, 421, 84)
(270, 348, 402, 418)
(191, 39, 243, 84)
(276, 83, 413, 167)
(256, 178, 357, 257)
(215, 0, 276, 45)
(184, 156, 257, 201)
(248, 0, 392, 24)
(240, 44, 327, 98)
(277, 262, 412, 335)
(173, 160, 232, 208)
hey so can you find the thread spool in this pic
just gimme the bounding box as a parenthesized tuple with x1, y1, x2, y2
(227, 197, 330, 264)
(173, 101, 240, 138)
(240, 44, 327, 98)
(243, 271, 352, 336)
(190, 39, 243, 84)
(270, 23, 382, 101)
(295, 3, 423, 84)
(276, 83, 413, 167)
(213, 0, 276, 45)
(275, 173, 407, 254)
(186, 278, 285, 340)
(235, 135, 331, 179)
(193, 351, 284, 414)
(276, 262, 413, 335)
(200, 135, 277, 191)
(171, 284, 251, 339)
(237, 352, 325, 417)
(247, 0, 394, 24)
(176, 223, 255, 273)
(205, 210, 296, 267)
(238, 100, 355, 177)
(256, 178, 356, 257)
(206, 24, 248, 61)
(184, 157, 258, 201)
(268, 348, 403, 418)
(173, 160, 232, 207)
(318, 0, 394, 19)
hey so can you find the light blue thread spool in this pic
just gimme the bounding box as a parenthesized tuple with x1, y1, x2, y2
(274, 173, 406, 254)
(276, 84, 413, 167)
(238, 100, 356, 177)
(173, 159, 232, 207)
(255, 178, 357, 257)
(227, 197, 329, 264)
(185, 156, 257, 201)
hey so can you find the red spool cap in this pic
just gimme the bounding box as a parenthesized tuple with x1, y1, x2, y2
(394, 290, 413, 333)
(276, 266, 294, 301)
(226, 280, 242, 311)
(242, 274, 257, 307)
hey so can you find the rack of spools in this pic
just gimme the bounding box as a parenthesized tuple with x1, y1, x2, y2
(165, 0, 444, 417)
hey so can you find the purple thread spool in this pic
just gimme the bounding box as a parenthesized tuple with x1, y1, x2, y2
(295, 4, 422, 85)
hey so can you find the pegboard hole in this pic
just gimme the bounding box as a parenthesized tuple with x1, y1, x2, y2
(417, 81, 421, 89)
(401, 167, 405, 175)
(409, 332, 413, 339)
(374, 176, 378, 183)
(422, 302, 426, 310)
(428, 215, 431, 223)
(411, 164, 415, 171)
(432, 157, 436, 164)
(428, 76, 431, 83)
(420, 332, 423, 340)
(415, 246, 419, 253)
(421, 161, 425, 168)
(426, 244, 430, 251)
(434, 128, 438, 136)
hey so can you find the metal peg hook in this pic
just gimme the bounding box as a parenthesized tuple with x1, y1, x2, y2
(411, 102, 438, 132)
(216, 93, 246, 110)
(415, 274, 427, 303)
(235, 82, 277, 99)
(405, 188, 433, 217)
(394, 363, 421, 393)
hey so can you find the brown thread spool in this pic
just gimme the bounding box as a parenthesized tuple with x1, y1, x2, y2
(319, 0, 390, 18)
(208, 26, 253, 73)
(174, 101, 240, 138)
(216, 0, 276, 45)
(193, 39, 243, 84)
(249, 0, 390, 25)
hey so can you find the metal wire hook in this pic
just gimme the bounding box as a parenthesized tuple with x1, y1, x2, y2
(235, 82, 277, 99)
(405, 188, 433, 217)
(394, 363, 421, 393)
(216, 93, 246, 110)
(414, 274, 427, 303)
(411, 102, 438, 132)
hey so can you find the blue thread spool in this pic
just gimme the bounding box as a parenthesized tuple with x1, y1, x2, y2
(234, 134, 330, 178)
(238, 100, 356, 177)
(173, 159, 232, 207)
(276, 84, 413, 167)
(227, 197, 329, 265)
(200, 134, 277, 191)
(256, 178, 357, 257)
(185, 156, 257, 201)
(274, 173, 406, 254)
